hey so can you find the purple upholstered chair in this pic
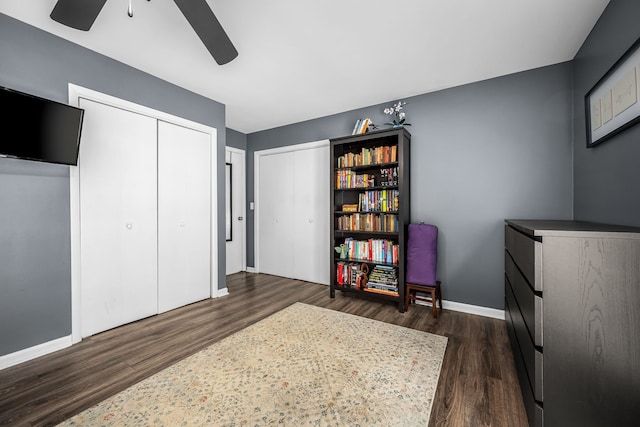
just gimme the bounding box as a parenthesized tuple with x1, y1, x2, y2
(404, 223, 442, 318)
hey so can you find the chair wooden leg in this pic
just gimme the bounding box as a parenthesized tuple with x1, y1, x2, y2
(405, 283, 442, 318)
(430, 288, 437, 318)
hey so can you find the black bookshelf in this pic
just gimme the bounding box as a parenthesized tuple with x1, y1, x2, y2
(329, 128, 411, 312)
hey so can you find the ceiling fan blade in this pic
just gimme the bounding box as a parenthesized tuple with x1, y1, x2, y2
(173, 0, 238, 65)
(50, 0, 107, 31)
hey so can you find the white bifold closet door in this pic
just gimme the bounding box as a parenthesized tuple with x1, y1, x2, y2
(258, 151, 294, 278)
(292, 146, 329, 284)
(157, 121, 211, 313)
(79, 99, 158, 338)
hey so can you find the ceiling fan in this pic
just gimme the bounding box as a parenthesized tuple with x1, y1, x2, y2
(49, 0, 238, 65)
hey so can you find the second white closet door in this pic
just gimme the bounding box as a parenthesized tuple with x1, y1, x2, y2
(158, 121, 211, 313)
(293, 146, 329, 285)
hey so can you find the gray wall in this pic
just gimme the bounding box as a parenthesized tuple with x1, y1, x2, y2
(573, 0, 640, 227)
(0, 160, 72, 355)
(226, 128, 247, 151)
(247, 63, 574, 309)
(0, 13, 227, 356)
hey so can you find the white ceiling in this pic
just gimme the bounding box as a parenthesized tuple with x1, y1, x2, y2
(1, 1, 609, 134)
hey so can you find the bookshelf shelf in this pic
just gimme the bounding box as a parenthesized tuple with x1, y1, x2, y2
(333, 230, 398, 237)
(334, 161, 399, 171)
(334, 186, 399, 191)
(334, 257, 398, 268)
(330, 128, 410, 312)
(334, 285, 400, 298)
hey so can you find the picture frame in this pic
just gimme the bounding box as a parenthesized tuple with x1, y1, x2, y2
(585, 36, 640, 148)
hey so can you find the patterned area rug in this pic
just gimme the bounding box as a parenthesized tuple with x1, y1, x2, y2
(60, 303, 448, 426)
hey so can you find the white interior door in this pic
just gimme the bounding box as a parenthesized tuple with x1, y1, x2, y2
(78, 98, 158, 338)
(158, 121, 211, 313)
(225, 148, 246, 275)
(257, 151, 294, 277)
(293, 146, 330, 284)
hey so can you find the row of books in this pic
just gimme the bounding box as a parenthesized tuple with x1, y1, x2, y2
(336, 213, 398, 232)
(335, 262, 399, 296)
(336, 262, 366, 287)
(335, 170, 375, 189)
(366, 265, 399, 295)
(340, 237, 399, 264)
(335, 167, 399, 189)
(351, 118, 372, 135)
(358, 189, 399, 212)
(337, 145, 397, 168)
(380, 167, 398, 186)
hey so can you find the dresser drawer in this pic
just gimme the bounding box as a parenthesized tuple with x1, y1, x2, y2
(506, 275, 544, 402)
(505, 251, 543, 347)
(505, 297, 544, 427)
(505, 225, 543, 291)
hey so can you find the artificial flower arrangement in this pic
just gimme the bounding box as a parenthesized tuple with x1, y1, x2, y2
(384, 100, 411, 127)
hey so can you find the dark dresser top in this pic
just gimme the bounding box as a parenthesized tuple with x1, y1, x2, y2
(505, 219, 640, 239)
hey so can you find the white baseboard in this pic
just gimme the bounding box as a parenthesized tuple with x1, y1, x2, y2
(236, 271, 503, 319)
(415, 299, 504, 320)
(215, 287, 229, 298)
(0, 335, 72, 371)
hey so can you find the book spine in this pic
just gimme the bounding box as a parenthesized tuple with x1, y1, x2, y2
(352, 119, 361, 135)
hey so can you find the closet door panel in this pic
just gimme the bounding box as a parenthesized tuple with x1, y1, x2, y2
(258, 152, 294, 277)
(158, 121, 211, 313)
(78, 99, 158, 338)
(293, 146, 330, 284)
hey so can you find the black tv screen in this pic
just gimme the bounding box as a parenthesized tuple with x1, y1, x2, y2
(0, 86, 84, 166)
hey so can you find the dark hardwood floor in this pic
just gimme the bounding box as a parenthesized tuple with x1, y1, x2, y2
(0, 273, 528, 426)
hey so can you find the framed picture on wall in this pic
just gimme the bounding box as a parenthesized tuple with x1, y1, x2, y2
(585, 36, 640, 148)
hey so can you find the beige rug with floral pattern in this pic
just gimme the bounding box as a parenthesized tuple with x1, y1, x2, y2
(59, 303, 447, 426)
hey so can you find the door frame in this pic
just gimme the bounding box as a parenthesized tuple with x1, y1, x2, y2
(225, 146, 247, 274)
(254, 139, 328, 274)
(68, 84, 218, 344)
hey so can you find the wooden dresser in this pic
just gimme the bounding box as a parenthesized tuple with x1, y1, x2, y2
(504, 220, 640, 427)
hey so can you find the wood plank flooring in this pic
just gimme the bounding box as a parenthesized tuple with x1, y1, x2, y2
(0, 273, 529, 426)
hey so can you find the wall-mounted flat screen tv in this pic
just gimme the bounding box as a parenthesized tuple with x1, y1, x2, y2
(0, 86, 84, 166)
